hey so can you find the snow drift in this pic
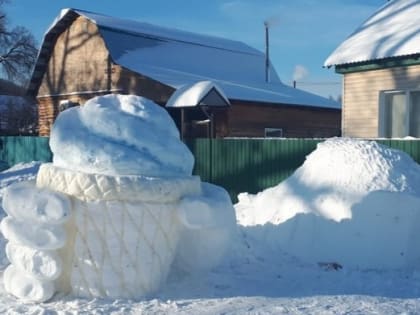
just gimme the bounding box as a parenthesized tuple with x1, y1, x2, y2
(236, 138, 420, 270)
(1, 94, 236, 302)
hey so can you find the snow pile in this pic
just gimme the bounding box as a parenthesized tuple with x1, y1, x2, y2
(1, 94, 236, 302)
(236, 138, 420, 269)
(0, 162, 41, 195)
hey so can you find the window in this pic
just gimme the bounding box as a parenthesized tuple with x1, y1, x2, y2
(59, 100, 79, 112)
(409, 91, 420, 136)
(380, 90, 420, 138)
(265, 128, 284, 138)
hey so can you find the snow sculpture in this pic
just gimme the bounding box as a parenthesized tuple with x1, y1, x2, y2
(1, 181, 71, 302)
(1, 94, 236, 302)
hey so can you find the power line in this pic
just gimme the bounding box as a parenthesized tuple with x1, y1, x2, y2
(293, 81, 341, 86)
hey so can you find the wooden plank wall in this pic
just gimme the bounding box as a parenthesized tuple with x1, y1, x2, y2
(343, 64, 420, 138)
(228, 101, 341, 138)
(37, 17, 111, 135)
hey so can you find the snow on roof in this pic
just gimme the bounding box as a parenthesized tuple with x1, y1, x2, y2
(44, 9, 339, 109)
(325, 0, 420, 67)
(166, 81, 230, 108)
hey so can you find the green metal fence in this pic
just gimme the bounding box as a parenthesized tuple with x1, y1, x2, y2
(186, 139, 320, 201)
(186, 138, 420, 201)
(2, 137, 420, 201)
(0, 136, 52, 171)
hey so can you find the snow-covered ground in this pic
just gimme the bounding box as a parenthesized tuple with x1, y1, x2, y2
(1, 138, 420, 314)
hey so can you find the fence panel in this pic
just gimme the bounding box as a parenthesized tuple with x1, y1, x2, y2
(187, 138, 420, 201)
(187, 138, 321, 201)
(0, 136, 52, 170)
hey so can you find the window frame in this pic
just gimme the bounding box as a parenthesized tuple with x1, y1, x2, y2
(264, 127, 284, 138)
(379, 89, 420, 138)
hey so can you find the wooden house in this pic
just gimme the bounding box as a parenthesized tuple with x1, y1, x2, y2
(325, 0, 420, 138)
(28, 8, 341, 138)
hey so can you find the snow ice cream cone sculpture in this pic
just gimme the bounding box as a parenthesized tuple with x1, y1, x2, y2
(1, 94, 236, 302)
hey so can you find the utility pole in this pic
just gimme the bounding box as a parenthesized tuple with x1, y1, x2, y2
(264, 21, 270, 83)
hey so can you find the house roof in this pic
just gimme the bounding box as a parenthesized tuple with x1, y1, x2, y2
(325, 0, 420, 67)
(166, 81, 230, 108)
(30, 8, 339, 110)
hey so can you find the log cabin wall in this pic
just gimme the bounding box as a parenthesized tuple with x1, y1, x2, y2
(115, 67, 174, 104)
(227, 101, 341, 138)
(37, 17, 111, 135)
(37, 17, 110, 98)
(37, 16, 175, 135)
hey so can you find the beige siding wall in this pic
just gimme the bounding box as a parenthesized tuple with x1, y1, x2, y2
(343, 65, 420, 137)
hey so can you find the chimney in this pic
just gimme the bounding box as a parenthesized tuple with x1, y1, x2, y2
(264, 21, 270, 83)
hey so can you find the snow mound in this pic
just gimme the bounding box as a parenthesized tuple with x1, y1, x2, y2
(50, 94, 194, 177)
(237, 138, 420, 225)
(236, 138, 420, 269)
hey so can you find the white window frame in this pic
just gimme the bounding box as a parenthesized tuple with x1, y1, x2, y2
(379, 89, 420, 138)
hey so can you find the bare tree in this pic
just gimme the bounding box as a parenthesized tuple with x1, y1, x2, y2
(0, 0, 38, 84)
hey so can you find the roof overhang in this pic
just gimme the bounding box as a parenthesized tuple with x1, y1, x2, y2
(166, 81, 230, 108)
(334, 54, 420, 74)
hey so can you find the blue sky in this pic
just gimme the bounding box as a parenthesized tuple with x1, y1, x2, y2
(4, 0, 386, 99)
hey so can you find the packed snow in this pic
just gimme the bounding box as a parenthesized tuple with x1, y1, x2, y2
(2, 101, 420, 312)
(50, 94, 194, 177)
(325, 0, 420, 66)
(1, 137, 420, 313)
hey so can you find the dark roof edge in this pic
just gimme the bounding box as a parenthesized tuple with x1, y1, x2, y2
(333, 53, 420, 74)
(229, 98, 341, 111)
(27, 9, 81, 97)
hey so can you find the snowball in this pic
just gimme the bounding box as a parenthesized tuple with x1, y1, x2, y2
(0, 217, 66, 250)
(50, 94, 194, 177)
(6, 243, 62, 281)
(174, 183, 236, 273)
(2, 181, 71, 225)
(3, 265, 55, 303)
